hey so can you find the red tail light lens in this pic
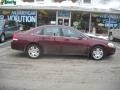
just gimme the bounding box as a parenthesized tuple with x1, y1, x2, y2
(13, 33, 18, 41)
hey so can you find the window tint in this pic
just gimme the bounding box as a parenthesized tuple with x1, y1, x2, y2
(43, 27, 60, 36)
(62, 28, 80, 38)
(33, 29, 42, 35)
(5, 21, 16, 27)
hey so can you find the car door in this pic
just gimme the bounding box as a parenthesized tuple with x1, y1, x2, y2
(41, 26, 62, 55)
(117, 25, 120, 39)
(4, 21, 18, 38)
(61, 27, 88, 55)
(4, 26, 12, 38)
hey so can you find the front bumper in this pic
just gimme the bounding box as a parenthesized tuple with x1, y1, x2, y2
(106, 47, 116, 56)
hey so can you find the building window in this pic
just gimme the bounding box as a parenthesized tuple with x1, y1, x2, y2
(0, 0, 2, 4)
(53, 0, 66, 2)
(36, 0, 44, 1)
(53, 0, 77, 3)
(23, 0, 34, 2)
(71, 0, 78, 2)
(100, 0, 110, 4)
(83, 0, 91, 3)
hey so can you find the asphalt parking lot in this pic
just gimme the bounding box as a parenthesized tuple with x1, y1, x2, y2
(0, 40, 120, 90)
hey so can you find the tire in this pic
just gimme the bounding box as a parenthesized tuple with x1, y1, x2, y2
(0, 34, 5, 43)
(26, 44, 42, 59)
(90, 46, 105, 60)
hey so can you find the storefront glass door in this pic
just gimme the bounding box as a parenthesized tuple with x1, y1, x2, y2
(58, 18, 70, 26)
(57, 11, 71, 26)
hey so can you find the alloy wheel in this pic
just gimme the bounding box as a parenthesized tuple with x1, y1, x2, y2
(27, 45, 40, 59)
(91, 46, 104, 60)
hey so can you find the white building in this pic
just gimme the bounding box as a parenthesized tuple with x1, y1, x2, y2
(0, 0, 120, 33)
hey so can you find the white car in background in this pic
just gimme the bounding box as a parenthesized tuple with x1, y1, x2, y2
(109, 25, 120, 41)
(85, 33, 108, 40)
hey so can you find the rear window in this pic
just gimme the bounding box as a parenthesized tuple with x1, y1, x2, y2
(32, 27, 43, 35)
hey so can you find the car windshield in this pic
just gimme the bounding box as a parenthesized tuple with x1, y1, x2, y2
(73, 28, 89, 38)
(0, 20, 5, 30)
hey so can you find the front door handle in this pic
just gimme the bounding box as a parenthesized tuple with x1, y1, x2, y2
(64, 39, 69, 41)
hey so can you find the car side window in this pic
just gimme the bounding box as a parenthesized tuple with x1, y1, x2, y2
(9, 21, 16, 27)
(43, 27, 60, 36)
(5, 21, 16, 27)
(33, 28, 43, 35)
(62, 28, 80, 38)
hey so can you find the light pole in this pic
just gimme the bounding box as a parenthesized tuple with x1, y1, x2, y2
(89, 12, 92, 33)
(108, 14, 111, 36)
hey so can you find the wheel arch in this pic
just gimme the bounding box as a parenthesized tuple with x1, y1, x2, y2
(1, 32, 5, 37)
(0, 33, 6, 42)
(24, 42, 43, 54)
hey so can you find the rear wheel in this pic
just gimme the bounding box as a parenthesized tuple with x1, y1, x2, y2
(90, 46, 105, 60)
(0, 34, 5, 43)
(26, 44, 41, 59)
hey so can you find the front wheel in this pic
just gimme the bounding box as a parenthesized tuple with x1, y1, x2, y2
(26, 44, 41, 59)
(90, 46, 105, 60)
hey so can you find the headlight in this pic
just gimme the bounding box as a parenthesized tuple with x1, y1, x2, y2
(108, 43, 115, 48)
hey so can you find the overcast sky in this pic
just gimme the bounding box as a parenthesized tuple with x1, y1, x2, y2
(87, 0, 120, 9)
(16, 0, 120, 10)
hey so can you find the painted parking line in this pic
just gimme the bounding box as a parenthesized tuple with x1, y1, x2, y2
(0, 46, 10, 53)
(0, 40, 12, 47)
(116, 45, 120, 49)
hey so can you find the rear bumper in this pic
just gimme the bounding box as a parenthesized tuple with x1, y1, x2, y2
(11, 41, 24, 51)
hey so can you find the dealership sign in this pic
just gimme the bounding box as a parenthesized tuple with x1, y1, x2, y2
(7, 10, 36, 22)
(58, 11, 70, 18)
(99, 14, 120, 28)
(2, 0, 16, 4)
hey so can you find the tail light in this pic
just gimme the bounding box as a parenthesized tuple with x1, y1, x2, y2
(13, 32, 18, 41)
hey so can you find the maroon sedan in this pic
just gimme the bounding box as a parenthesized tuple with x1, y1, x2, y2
(11, 25, 116, 60)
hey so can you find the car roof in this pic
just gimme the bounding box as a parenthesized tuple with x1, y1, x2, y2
(37, 25, 74, 29)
